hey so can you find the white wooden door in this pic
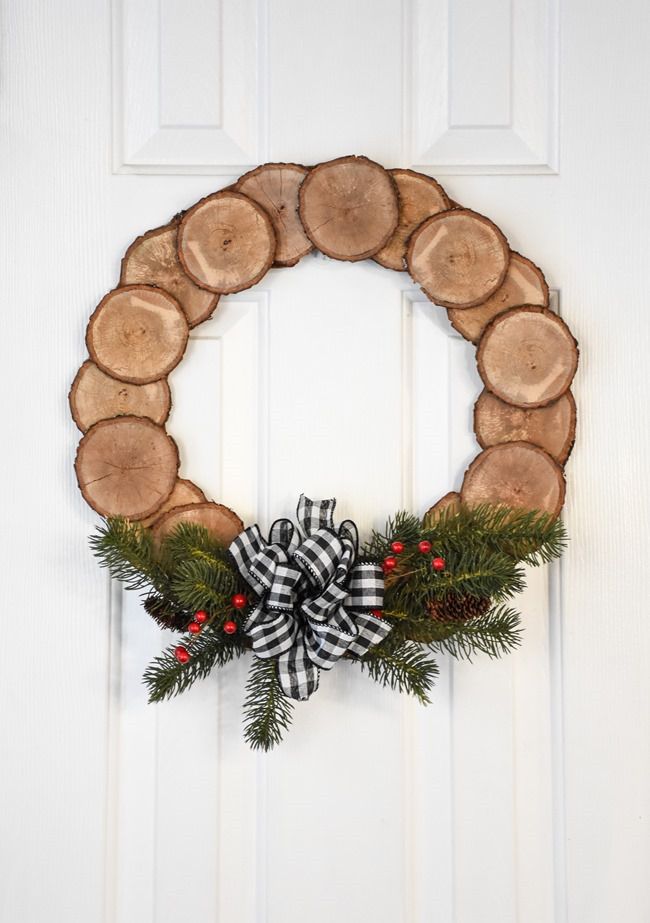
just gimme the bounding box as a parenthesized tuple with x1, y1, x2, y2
(2, 2, 649, 922)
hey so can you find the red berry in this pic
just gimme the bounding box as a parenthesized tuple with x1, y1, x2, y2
(382, 556, 397, 572)
(223, 620, 238, 635)
(371, 608, 383, 619)
(432, 556, 446, 571)
(231, 594, 247, 609)
(187, 621, 201, 634)
(390, 541, 405, 554)
(418, 540, 432, 554)
(174, 646, 190, 664)
(194, 610, 208, 624)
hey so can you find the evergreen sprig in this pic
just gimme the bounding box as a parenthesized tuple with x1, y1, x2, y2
(358, 640, 439, 704)
(426, 604, 522, 660)
(242, 657, 295, 751)
(90, 518, 167, 592)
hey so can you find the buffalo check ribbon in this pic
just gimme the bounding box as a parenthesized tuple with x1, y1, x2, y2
(229, 495, 391, 700)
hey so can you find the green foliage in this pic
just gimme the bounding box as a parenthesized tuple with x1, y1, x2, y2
(426, 604, 522, 660)
(242, 657, 295, 751)
(358, 639, 439, 704)
(90, 518, 167, 592)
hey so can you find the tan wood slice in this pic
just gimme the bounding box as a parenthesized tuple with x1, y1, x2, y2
(74, 416, 179, 519)
(152, 501, 244, 547)
(474, 389, 576, 465)
(177, 191, 276, 294)
(235, 163, 313, 267)
(373, 169, 450, 271)
(448, 252, 549, 343)
(120, 221, 219, 327)
(86, 285, 189, 385)
(139, 478, 207, 527)
(69, 360, 171, 433)
(407, 208, 510, 308)
(461, 442, 565, 518)
(298, 155, 399, 261)
(423, 491, 461, 527)
(477, 306, 579, 408)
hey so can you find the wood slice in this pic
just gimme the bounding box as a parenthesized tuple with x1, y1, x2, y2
(139, 478, 207, 528)
(69, 360, 171, 432)
(74, 416, 179, 519)
(406, 208, 510, 308)
(477, 306, 579, 408)
(120, 221, 219, 328)
(474, 389, 576, 465)
(373, 169, 450, 271)
(298, 155, 399, 261)
(86, 285, 189, 385)
(152, 501, 244, 547)
(423, 491, 461, 526)
(235, 163, 313, 267)
(461, 442, 565, 518)
(177, 191, 276, 294)
(448, 252, 549, 343)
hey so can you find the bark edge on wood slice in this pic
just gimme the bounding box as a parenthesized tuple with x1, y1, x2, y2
(477, 305, 579, 408)
(69, 360, 172, 433)
(152, 502, 244, 547)
(448, 251, 549, 343)
(74, 416, 179, 519)
(298, 155, 399, 261)
(139, 478, 207, 528)
(461, 442, 565, 519)
(177, 191, 276, 294)
(86, 284, 189, 385)
(373, 169, 450, 271)
(474, 388, 576, 465)
(407, 208, 510, 308)
(120, 220, 219, 328)
(235, 163, 313, 267)
(423, 491, 461, 528)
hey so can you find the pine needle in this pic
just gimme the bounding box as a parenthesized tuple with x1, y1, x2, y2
(242, 657, 294, 751)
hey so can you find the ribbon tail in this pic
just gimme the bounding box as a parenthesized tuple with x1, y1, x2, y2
(345, 611, 393, 658)
(276, 634, 320, 700)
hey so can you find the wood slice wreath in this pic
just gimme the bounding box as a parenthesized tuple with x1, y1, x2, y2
(72, 155, 578, 750)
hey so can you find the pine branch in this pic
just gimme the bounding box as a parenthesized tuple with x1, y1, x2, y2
(143, 625, 246, 703)
(90, 517, 167, 592)
(242, 657, 294, 751)
(358, 640, 439, 704)
(427, 604, 523, 661)
(170, 556, 238, 613)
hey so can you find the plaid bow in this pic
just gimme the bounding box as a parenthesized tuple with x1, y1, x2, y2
(229, 495, 391, 700)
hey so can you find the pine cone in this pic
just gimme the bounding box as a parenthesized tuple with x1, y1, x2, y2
(143, 595, 188, 632)
(428, 594, 491, 622)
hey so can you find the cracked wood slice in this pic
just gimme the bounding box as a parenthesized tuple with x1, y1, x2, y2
(298, 155, 399, 261)
(235, 163, 313, 267)
(74, 416, 179, 519)
(448, 252, 549, 343)
(461, 442, 565, 518)
(373, 169, 450, 271)
(407, 208, 510, 308)
(120, 221, 219, 327)
(86, 285, 189, 384)
(152, 501, 244, 547)
(474, 389, 576, 465)
(69, 360, 171, 432)
(477, 306, 579, 408)
(177, 191, 276, 293)
(139, 478, 207, 527)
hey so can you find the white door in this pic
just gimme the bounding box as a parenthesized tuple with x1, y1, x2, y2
(2, 2, 649, 922)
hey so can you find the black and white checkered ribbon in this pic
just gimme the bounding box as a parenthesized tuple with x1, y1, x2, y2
(229, 495, 391, 700)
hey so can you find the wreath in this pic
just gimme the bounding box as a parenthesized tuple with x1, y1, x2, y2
(70, 156, 578, 750)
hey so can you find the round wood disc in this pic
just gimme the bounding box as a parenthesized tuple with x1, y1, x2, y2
(69, 360, 171, 433)
(74, 416, 179, 519)
(461, 442, 565, 518)
(423, 491, 461, 525)
(474, 389, 576, 464)
(86, 285, 189, 385)
(448, 252, 548, 343)
(373, 169, 450, 271)
(406, 208, 510, 308)
(477, 306, 579, 408)
(298, 155, 399, 261)
(152, 501, 244, 547)
(177, 191, 276, 294)
(120, 221, 219, 327)
(139, 478, 207, 527)
(235, 163, 313, 267)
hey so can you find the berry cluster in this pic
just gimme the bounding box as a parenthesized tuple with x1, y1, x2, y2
(174, 594, 248, 664)
(382, 539, 446, 575)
